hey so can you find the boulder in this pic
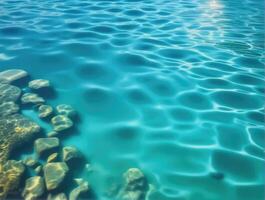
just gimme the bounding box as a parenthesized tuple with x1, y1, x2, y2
(56, 104, 76, 118)
(47, 131, 59, 137)
(47, 193, 67, 200)
(0, 160, 25, 199)
(0, 101, 19, 117)
(69, 178, 89, 200)
(28, 79, 50, 90)
(0, 83, 21, 104)
(0, 69, 28, 84)
(21, 93, 45, 105)
(38, 105, 53, 118)
(34, 165, 42, 175)
(34, 137, 59, 157)
(22, 176, 45, 200)
(23, 157, 38, 168)
(43, 162, 69, 190)
(0, 114, 40, 163)
(51, 115, 73, 132)
(62, 146, 81, 163)
(118, 168, 149, 200)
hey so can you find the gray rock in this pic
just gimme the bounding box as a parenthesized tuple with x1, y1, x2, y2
(47, 193, 67, 200)
(0, 101, 19, 117)
(69, 178, 89, 200)
(0, 114, 40, 162)
(38, 105, 53, 118)
(0, 69, 28, 84)
(28, 79, 50, 90)
(51, 115, 73, 132)
(0, 160, 25, 199)
(34, 137, 59, 157)
(0, 83, 21, 104)
(22, 176, 45, 200)
(21, 93, 45, 104)
(56, 104, 76, 118)
(63, 146, 81, 163)
(43, 162, 69, 190)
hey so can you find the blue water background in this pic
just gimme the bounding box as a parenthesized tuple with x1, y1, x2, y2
(0, 0, 264, 199)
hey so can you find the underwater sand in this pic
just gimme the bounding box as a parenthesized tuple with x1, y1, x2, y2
(0, 0, 264, 199)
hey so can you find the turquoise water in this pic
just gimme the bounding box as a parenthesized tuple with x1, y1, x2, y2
(0, 0, 264, 199)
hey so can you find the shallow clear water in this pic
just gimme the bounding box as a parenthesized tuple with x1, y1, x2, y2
(0, 0, 264, 199)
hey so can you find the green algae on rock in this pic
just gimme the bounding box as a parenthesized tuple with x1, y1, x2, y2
(51, 115, 73, 132)
(0, 160, 25, 199)
(28, 79, 50, 90)
(0, 69, 28, 84)
(22, 176, 45, 200)
(38, 105, 53, 118)
(21, 93, 45, 105)
(0, 114, 40, 163)
(62, 146, 81, 163)
(69, 178, 89, 200)
(34, 137, 60, 157)
(56, 104, 76, 118)
(43, 162, 69, 191)
(0, 101, 19, 117)
(0, 83, 21, 104)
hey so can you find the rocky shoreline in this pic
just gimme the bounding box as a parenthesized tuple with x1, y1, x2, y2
(0, 69, 151, 200)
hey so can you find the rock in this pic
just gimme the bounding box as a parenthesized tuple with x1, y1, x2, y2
(0, 101, 19, 117)
(63, 146, 81, 163)
(69, 178, 89, 200)
(34, 137, 59, 157)
(0, 83, 21, 104)
(38, 105, 53, 118)
(34, 165, 42, 175)
(0, 69, 28, 84)
(47, 153, 59, 163)
(0, 114, 40, 163)
(47, 131, 59, 137)
(43, 162, 69, 190)
(51, 115, 73, 132)
(56, 104, 76, 118)
(118, 168, 149, 200)
(22, 176, 45, 200)
(47, 193, 67, 200)
(0, 160, 25, 199)
(23, 157, 38, 168)
(28, 79, 50, 90)
(21, 93, 45, 105)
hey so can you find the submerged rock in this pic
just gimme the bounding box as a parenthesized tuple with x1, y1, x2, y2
(21, 93, 45, 105)
(38, 105, 53, 118)
(23, 157, 38, 168)
(69, 178, 89, 200)
(34, 165, 42, 175)
(63, 146, 81, 163)
(0, 160, 25, 199)
(118, 168, 149, 200)
(22, 176, 45, 200)
(0, 83, 21, 104)
(51, 115, 73, 132)
(56, 104, 76, 118)
(28, 79, 50, 90)
(0, 114, 40, 162)
(0, 69, 28, 84)
(47, 153, 59, 163)
(34, 137, 59, 157)
(0, 101, 19, 117)
(47, 131, 59, 137)
(43, 162, 69, 191)
(47, 193, 67, 200)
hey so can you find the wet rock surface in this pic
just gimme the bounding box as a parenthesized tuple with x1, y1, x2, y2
(62, 146, 81, 163)
(0, 83, 21, 104)
(69, 179, 89, 200)
(34, 137, 60, 157)
(38, 105, 53, 118)
(28, 79, 50, 90)
(56, 104, 76, 118)
(0, 69, 28, 84)
(47, 193, 67, 200)
(0, 101, 19, 117)
(21, 93, 45, 104)
(51, 115, 73, 132)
